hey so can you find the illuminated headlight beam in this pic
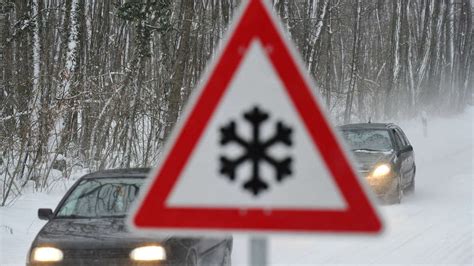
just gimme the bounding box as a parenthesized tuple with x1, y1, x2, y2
(32, 247, 63, 262)
(130, 245, 166, 261)
(371, 164, 391, 178)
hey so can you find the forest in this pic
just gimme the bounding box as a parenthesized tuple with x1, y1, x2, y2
(0, 0, 472, 205)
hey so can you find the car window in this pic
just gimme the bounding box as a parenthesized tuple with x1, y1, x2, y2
(56, 177, 144, 218)
(391, 129, 405, 150)
(395, 128, 410, 146)
(341, 129, 393, 152)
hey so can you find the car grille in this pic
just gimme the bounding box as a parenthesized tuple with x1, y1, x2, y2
(58, 248, 174, 266)
(63, 248, 129, 259)
(61, 248, 131, 265)
(358, 170, 369, 178)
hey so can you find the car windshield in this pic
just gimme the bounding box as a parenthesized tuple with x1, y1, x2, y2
(56, 177, 144, 218)
(341, 129, 393, 152)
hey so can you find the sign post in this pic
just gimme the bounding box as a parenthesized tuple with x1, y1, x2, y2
(129, 0, 383, 261)
(250, 237, 267, 266)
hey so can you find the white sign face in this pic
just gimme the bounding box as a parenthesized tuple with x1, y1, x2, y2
(167, 40, 347, 210)
(130, 0, 382, 235)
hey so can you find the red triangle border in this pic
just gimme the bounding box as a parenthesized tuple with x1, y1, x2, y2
(132, 0, 382, 234)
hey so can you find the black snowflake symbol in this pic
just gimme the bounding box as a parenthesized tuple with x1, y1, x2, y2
(219, 106, 293, 196)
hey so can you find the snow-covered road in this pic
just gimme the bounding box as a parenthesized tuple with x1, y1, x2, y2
(234, 109, 473, 265)
(1, 108, 472, 265)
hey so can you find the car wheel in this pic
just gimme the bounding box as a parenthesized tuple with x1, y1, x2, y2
(405, 176, 415, 194)
(186, 249, 198, 266)
(221, 245, 232, 266)
(388, 178, 403, 204)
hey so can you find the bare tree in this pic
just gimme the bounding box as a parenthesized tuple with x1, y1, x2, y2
(1, 0, 472, 204)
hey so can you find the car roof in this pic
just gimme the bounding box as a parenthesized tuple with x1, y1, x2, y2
(338, 123, 398, 130)
(81, 168, 151, 179)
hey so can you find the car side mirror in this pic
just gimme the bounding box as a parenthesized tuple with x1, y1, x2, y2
(398, 145, 413, 155)
(38, 208, 53, 220)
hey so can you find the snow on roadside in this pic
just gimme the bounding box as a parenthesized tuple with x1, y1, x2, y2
(0, 170, 86, 265)
(0, 192, 63, 265)
(399, 107, 473, 167)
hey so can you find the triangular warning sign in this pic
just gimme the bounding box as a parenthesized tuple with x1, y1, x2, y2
(130, 0, 382, 234)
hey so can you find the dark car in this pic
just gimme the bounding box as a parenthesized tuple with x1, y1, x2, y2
(339, 123, 416, 204)
(27, 168, 232, 265)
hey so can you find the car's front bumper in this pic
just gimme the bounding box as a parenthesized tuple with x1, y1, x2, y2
(28, 259, 172, 266)
(27, 248, 173, 266)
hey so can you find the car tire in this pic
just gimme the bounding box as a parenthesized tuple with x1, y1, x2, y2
(220, 246, 232, 266)
(405, 177, 415, 194)
(405, 167, 416, 194)
(388, 178, 403, 204)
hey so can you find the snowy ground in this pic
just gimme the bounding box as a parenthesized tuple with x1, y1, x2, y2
(1, 108, 472, 265)
(264, 108, 473, 265)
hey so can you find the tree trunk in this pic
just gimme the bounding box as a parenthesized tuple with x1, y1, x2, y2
(164, 0, 194, 140)
(343, 0, 361, 124)
(384, 0, 401, 119)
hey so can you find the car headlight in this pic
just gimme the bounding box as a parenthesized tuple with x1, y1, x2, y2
(130, 245, 166, 261)
(32, 247, 63, 262)
(371, 164, 391, 178)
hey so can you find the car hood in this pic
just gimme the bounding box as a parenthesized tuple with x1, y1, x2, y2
(33, 217, 171, 249)
(352, 150, 394, 172)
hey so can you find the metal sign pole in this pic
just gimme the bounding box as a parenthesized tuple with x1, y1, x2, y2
(250, 237, 267, 266)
